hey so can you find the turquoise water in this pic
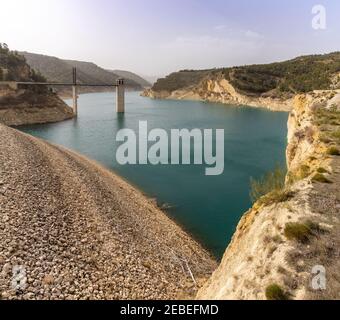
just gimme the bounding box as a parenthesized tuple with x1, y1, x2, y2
(19, 92, 288, 259)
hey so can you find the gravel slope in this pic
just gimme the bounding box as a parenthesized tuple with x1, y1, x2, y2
(0, 124, 216, 300)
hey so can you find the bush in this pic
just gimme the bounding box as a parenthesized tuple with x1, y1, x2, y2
(265, 284, 289, 300)
(317, 167, 329, 174)
(284, 221, 320, 243)
(257, 189, 294, 207)
(250, 165, 287, 204)
(326, 146, 340, 156)
(312, 173, 332, 184)
(296, 165, 311, 180)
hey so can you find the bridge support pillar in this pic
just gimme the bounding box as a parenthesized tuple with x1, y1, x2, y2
(116, 79, 125, 113)
(72, 85, 78, 116)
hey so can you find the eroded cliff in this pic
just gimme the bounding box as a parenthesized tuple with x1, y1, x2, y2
(197, 90, 340, 300)
(0, 85, 74, 126)
(143, 76, 292, 111)
(0, 45, 74, 126)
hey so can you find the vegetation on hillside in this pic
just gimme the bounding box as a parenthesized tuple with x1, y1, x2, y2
(265, 284, 289, 300)
(226, 52, 340, 95)
(0, 43, 46, 82)
(249, 164, 287, 204)
(152, 52, 340, 96)
(152, 70, 212, 92)
(284, 221, 322, 243)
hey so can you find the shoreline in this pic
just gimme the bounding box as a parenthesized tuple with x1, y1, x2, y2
(0, 124, 216, 300)
(58, 140, 218, 259)
(142, 91, 292, 112)
(143, 94, 291, 113)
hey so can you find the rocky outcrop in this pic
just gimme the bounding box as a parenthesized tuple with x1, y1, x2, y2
(142, 77, 293, 112)
(0, 86, 74, 126)
(197, 90, 340, 300)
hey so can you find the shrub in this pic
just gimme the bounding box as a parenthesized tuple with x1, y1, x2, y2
(326, 146, 340, 156)
(286, 171, 305, 185)
(305, 220, 322, 233)
(257, 189, 294, 207)
(250, 165, 287, 204)
(317, 167, 329, 174)
(265, 284, 289, 300)
(297, 165, 311, 180)
(312, 173, 332, 184)
(272, 235, 283, 244)
(284, 221, 320, 243)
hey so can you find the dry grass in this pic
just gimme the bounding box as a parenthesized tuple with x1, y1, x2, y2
(284, 221, 321, 243)
(257, 189, 294, 207)
(250, 165, 287, 204)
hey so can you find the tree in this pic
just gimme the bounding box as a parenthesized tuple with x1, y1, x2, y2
(31, 69, 46, 82)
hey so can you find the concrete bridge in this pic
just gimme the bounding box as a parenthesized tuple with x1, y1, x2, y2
(0, 68, 126, 115)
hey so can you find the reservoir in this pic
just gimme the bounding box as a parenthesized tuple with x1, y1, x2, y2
(19, 92, 288, 259)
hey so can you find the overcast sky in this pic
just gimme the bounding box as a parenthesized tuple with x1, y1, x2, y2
(1, 0, 339, 78)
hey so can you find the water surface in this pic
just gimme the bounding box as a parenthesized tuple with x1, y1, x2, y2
(19, 92, 288, 259)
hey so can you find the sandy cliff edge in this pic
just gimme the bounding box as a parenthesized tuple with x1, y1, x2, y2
(197, 90, 340, 300)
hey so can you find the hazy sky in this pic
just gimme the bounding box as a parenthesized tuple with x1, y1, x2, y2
(1, 0, 339, 77)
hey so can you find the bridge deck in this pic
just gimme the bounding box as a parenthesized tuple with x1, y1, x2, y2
(16, 82, 118, 87)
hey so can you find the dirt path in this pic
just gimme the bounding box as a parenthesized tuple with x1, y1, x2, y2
(0, 124, 216, 300)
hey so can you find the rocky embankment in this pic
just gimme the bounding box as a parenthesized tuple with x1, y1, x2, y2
(197, 90, 340, 300)
(0, 125, 216, 300)
(142, 77, 292, 112)
(0, 86, 74, 126)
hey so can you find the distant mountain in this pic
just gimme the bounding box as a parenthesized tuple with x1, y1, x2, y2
(110, 70, 151, 88)
(21, 52, 147, 91)
(141, 74, 164, 86)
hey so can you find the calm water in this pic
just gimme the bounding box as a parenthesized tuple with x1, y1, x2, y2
(19, 92, 288, 259)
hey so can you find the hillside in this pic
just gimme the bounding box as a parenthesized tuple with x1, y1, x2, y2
(0, 44, 74, 125)
(0, 44, 45, 82)
(143, 52, 340, 111)
(21, 52, 147, 92)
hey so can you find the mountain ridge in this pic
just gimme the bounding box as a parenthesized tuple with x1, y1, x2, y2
(143, 52, 340, 111)
(21, 52, 150, 94)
